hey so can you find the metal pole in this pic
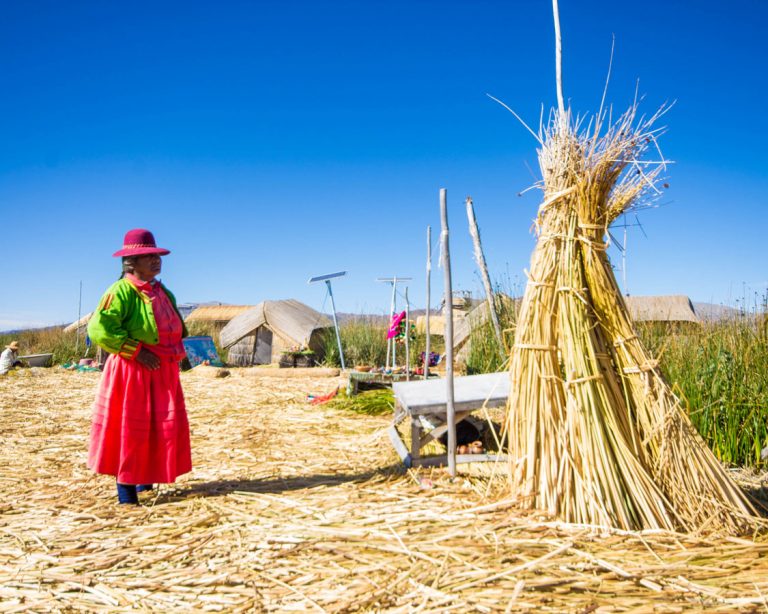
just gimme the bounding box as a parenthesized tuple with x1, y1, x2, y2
(466, 196, 504, 359)
(386, 277, 397, 369)
(424, 226, 431, 380)
(325, 280, 345, 370)
(440, 188, 456, 477)
(405, 286, 410, 381)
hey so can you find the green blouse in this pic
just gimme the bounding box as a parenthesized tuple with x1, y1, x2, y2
(87, 278, 188, 359)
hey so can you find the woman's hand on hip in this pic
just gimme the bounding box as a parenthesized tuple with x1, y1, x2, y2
(136, 347, 160, 370)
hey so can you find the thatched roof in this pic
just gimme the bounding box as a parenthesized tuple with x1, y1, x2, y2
(63, 312, 92, 333)
(185, 305, 255, 323)
(220, 300, 332, 349)
(624, 295, 699, 324)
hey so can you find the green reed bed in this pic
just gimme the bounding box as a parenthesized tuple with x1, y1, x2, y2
(321, 318, 389, 368)
(325, 389, 394, 416)
(638, 318, 768, 467)
(322, 318, 444, 370)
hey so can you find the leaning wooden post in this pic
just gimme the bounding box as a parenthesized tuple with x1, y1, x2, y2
(466, 196, 505, 359)
(440, 188, 457, 477)
(424, 225, 432, 380)
(405, 286, 410, 381)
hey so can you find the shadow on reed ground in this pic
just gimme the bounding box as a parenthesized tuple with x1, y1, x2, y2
(158, 464, 407, 504)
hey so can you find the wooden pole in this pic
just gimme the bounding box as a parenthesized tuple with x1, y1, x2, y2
(466, 196, 505, 359)
(424, 226, 431, 380)
(552, 0, 565, 118)
(440, 188, 456, 477)
(405, 286, 410, 381)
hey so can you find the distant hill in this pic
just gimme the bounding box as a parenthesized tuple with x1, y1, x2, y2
(0, 324, 63, 335)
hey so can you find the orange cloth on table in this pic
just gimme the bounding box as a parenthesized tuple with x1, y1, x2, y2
(87, 275, 191, 484)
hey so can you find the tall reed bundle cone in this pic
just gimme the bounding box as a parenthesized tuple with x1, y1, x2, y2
(505, 105, 760, 534)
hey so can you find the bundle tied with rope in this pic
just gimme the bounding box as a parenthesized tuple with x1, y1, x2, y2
(503, 103, 761, 534)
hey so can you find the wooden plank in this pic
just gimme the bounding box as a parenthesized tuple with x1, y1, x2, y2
(413, 453, 508, 468)
(388, 425, 412, 468)
(407, 397, 507, 416)
(410, 420, 421, 463)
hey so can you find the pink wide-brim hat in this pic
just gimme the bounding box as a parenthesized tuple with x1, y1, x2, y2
(112, 229, 171, 257)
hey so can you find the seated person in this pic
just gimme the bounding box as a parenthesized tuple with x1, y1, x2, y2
(0, 341, 23, 374)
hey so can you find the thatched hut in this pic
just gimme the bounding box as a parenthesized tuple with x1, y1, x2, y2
(220, 300, 333, 366)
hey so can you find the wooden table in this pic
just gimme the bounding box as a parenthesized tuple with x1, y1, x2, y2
(389, 372, 510, 468)
(346, 371, 414, 395)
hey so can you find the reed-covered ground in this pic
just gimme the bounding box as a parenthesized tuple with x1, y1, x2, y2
(1, 368, 767, 611)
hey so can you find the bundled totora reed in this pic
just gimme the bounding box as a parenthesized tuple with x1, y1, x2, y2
(504, 102, 761, 534)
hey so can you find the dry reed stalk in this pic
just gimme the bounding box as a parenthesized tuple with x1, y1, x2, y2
(505, 105, 761, 534)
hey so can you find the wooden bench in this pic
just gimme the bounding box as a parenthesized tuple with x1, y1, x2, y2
(389, 372, 509, 468)
(346, 371, 418, 395)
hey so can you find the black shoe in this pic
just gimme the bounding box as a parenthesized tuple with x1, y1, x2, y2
(116, 483, 139, 504)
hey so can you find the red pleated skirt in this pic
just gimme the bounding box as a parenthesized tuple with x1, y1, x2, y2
(88, 353, 192, 484)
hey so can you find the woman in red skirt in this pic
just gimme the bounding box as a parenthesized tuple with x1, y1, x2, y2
(87, 229, 192, 504)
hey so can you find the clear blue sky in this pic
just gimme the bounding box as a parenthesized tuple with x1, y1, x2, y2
(2, 1, 767, 330)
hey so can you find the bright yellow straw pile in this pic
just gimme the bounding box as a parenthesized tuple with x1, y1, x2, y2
(505, 105, 760, 534)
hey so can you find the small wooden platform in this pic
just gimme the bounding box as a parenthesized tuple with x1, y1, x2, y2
(347, 371, 414, 395)
(389, 372, 509, 468)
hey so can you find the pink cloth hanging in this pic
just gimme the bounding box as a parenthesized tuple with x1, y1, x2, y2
(387, 311, 406, 339)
